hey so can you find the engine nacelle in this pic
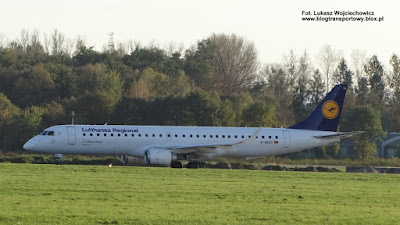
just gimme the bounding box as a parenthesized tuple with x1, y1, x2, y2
(119, 155, 146, 166)
(144, 149, 176, 165)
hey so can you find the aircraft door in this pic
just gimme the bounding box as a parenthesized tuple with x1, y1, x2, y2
(282, 130, 291, 148)
(67, 126, 76, 145)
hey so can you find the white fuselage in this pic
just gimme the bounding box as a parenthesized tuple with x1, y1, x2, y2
(24, 125, 339, 158)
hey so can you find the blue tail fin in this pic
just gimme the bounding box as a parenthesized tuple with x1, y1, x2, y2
(289, 84, 347, 132)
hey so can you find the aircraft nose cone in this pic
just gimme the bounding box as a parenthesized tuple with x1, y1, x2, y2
(23, 139, 36, 151)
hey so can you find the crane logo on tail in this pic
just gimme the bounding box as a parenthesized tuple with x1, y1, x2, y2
(322, 100, 339, 119)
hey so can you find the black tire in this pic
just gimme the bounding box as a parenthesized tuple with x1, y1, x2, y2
(171, 161, 183, 168)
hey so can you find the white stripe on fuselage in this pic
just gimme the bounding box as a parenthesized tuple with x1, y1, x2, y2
(24, 125, 339, 158)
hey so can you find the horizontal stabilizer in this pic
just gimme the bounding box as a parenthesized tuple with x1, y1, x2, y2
(314, 131, 365, 140)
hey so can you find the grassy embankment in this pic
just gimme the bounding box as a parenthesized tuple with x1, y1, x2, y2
(3, 154, 400, 167)
(0, 164, 399, 224)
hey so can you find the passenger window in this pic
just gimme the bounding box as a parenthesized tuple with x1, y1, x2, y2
(275, 136, 278, 139)
(104, 134, 107, 137)
(97, 133, 100, 136)
(203, 135, 206, 138)
(83, 133, 86, 136)
(196, 135, 199, 138)
(152, 134, 155, 137)
(228, 135, 231, 138)
(262, 136, 265, 139)
(183, 134, 185, 138)
(132, 134, 134, 137)
(175, 134, 178, 138)
(241, 135, 244, 138)
(125, 134, 128, 137)
(222, 135, 225, 138)
(111, 134, 114, 137)
(168, 134, 171, 137)
(138, 134, 141, 137)
(90, 133, 93, 136)
(190, 134, 193, 138)
(269, 136, 272, 139)
(234, 135, 237, 138)
(216, 135, 219, 138)
(159, 134, 162, 137)
(210, 135, 213, 138)
(118, 134, 121, 137)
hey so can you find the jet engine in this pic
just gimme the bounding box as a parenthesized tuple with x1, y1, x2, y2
(119, 155, 146, 166)
(144, 149, 177, 166)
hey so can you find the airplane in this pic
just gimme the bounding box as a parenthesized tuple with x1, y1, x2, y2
(23, 84, 363, 168)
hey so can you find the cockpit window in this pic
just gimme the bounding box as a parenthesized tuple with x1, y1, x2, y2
(47, 131, 55, 136)
(40, 131, 48, 135)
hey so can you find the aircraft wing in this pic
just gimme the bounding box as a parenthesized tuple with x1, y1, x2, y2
(149, 127, 262, 155)
(314, 131, 365, 140)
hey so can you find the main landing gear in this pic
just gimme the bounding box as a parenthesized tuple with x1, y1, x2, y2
(171, 161, 183, 168)
(53, 154, 63, 165)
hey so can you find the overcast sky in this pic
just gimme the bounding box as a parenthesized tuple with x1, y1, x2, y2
(1, 0, 399, 67)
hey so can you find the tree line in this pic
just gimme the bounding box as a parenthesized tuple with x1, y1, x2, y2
(1, 29, 398, 160)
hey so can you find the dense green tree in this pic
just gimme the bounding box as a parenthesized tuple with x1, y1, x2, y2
(355, 76, 369, 105)
(333, 58, 353, 89)
(19, 106, 45, 146)
(73, 42, 104, 66)
(126, 67, 168, 101)
(123, 46, 167, 72)
(186, 90, 221, 126)
(14, 64, 56, 106)
(146, 97, 194, 126)
(0, 93, 21, 152)
(341, 105, 385, 160)
(242, 101, 277, 127)
(308, 69, 325, 107)
(45, 63, 76, 98)
(262, 64, 289, 101)
(219, 99, 236, 127)
(75, 92, 113, 124)
(169, 70, 192, 97)
(110, 97, 148, 125)
(184, 39, 216, 90)
(42, 101, 67, 127)
(226, 92, 254, 126)
(364, 55, 386, 101)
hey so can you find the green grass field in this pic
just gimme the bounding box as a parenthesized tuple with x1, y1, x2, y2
(0, 164, 399, 225)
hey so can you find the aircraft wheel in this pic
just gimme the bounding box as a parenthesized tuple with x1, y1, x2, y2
(171, 161, 183, 168)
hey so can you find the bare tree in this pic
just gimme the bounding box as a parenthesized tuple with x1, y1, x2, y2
(164, 41, 184, 57)
(318, 44, 339, 92)
(209, 33, 259, 95)
(282, 50, 298, 92)
(389, 54, 400, 97)
(19, 28, 30, 52)
(350, 49, 367, 88)
(51, 29, 65, 55)
(0, 34, 6, 49)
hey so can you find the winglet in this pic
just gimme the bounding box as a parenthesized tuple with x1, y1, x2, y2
(238, 127, 262, 144)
